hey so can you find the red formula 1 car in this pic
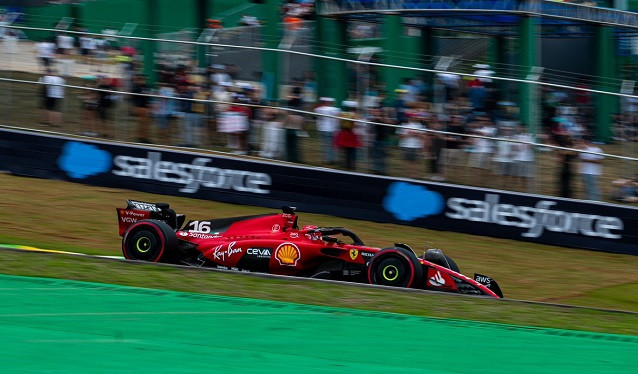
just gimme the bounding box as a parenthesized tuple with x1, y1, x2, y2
(116, 200, 503, 298)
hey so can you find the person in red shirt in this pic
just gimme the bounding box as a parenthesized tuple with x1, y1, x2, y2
(334, 102, 362, 170)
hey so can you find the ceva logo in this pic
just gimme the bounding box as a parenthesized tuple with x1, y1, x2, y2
(383, 182, 444, 221)
(58, 141, 112, 179)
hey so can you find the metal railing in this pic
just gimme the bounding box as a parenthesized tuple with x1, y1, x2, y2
(1, 24, 637, 202)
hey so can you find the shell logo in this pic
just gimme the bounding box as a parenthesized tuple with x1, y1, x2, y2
(275, 243, 300, 266)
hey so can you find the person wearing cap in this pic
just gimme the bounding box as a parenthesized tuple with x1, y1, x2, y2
(314, 97, 341, 165)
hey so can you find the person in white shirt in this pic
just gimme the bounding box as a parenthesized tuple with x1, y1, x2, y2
(56, 33, 75, 78)
(39, 69, 65, 127)
(314, 97, 341, 165)
(35, 40, 56, 72)
(260, 108, 285, 159)
(398, 111, 426, 178)
(577, 137, 604, 201)
(79, 35, 96, 64)
(468, 115, 496, 168)
(210, 64, 233, 86)
(512, 125, 535, 190)
(57, 33, 74, 55)
(492, 125, 516, 187)
(467, 115, 497, 185)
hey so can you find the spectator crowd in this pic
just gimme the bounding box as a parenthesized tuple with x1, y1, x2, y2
(25, 24, 635, 204)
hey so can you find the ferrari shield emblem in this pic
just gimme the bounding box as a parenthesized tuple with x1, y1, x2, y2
(349, 249, 358, 260)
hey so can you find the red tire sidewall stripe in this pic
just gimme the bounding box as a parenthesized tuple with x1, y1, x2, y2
(122, 221, 166, 262)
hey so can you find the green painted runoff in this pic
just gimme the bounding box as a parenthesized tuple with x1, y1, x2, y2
(0, 275, 636, 373)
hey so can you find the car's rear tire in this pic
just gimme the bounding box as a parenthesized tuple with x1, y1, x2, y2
(122, 220, 177, 262)
(367, 248, 423, 288)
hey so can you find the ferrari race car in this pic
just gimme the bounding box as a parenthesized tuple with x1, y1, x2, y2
(117, 200, 503, 298)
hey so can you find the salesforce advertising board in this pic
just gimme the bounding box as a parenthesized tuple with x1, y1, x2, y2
(1, 128, 636, 255)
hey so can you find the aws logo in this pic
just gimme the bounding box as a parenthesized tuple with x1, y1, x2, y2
(275, 243, 300, 266)
(58, 141, 112, 179)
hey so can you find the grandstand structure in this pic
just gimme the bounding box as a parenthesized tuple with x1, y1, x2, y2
(312, 0, 638, 141)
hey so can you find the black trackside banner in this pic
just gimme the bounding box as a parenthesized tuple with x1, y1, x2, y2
(1, 127, 637, 255)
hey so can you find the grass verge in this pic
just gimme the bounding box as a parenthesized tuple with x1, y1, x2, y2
(1, 249, 637, 336)
(1, 173, 637, 334)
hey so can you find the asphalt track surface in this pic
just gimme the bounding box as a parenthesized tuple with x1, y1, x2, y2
(1, 273, 637, 373)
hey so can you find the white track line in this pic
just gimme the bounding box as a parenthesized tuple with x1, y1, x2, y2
(0, 311, 327, 318)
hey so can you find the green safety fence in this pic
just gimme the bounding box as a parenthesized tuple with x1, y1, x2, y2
(0, 274, 636, 373)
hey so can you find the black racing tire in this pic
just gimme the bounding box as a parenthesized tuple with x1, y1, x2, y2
(367, 247, 423, 288)
(122, 219, 178, 263)
(444, 255, 460, 273)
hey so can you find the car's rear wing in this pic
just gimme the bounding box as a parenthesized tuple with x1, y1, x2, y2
(116, 200, 185, 236)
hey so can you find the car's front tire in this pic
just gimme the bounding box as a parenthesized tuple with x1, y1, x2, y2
(122, 220, 177, 262)
(367, 247, 423, 288)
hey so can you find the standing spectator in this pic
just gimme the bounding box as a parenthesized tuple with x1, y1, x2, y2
(56, 32, 75, 78)
(302, 70, 317, 110)
(131, 74, 152, 143)
(190, 84, 210, 148)
(285, 90, 304, 163)
(96, 75, 115, 138)
(284, 112, 303, 163)
(56, 32, 74, 56)
(94, 37, 108, 69)
(468, 78, 487, 112)
(427, 117, 447, 181)
(177, 84, 196, 147)
(39, 69, 65, 128)
(467, 115, 496, 184)
(79, 77, 99, 136)
(442, 114, 467, 181)
(577, 137, 604, 201)
(398, 111, 426, 178)
(210, 64, 232, 86)
(225, 94, 251, 154)
(260, 108, 285, 159)
(177, 82, 208, 148)
(554, 131, 577, 198)
(35, 39, 56, 72)
(492, 126, 516, 186)
(79, 34, 96, 64)
(334, 101, 362, 170)
(154, 81, 177, 145)
(246, 87, 265, 154)
(314, 97, 341, 165)
(369, 107, 390, 175)
(512, 125, 535, 191)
